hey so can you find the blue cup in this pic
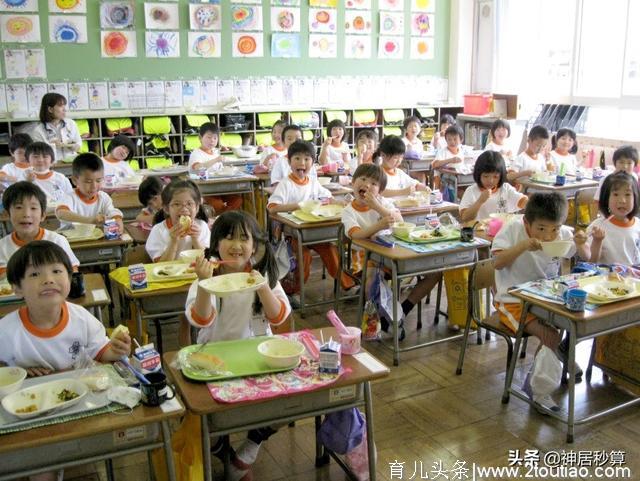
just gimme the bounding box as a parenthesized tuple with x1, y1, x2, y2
(563, 288, 587, 311)
(555, 175, 566, 186)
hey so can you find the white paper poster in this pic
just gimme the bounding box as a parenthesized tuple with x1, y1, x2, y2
(26, 83, 47, 115)
(344, 35, 371, 59)
(217, 79, 234, 104)
(88, 82, 108, 110)
(3, 49, 26, 79)
(182, 80, 200, 109)
(109, 81, 128, 109)
(6, 83, 28, 116)
(200, 80, 218, 106)
(0, 84, 6, 114)
(189, 3, 221, 30)
(24, 48, 46, 78)
(234, 79, 250, 104)
(127, 81, 146, 109)
(313, 78, 329, 105)
(164, 80, 182, 108)
(308, 34, 337, 58)
(266, 77, 282, 105)
(297, 77, 313, 105)
(48, 0, 86, 14)
(188, 32, 221, 58)
(232, 32, 263, 58)
(48, 83, 69, 100)
(68, 82, 89, 111)
(145, 31, 180, 58)
(378, 36, 404, 59)
(146, 81, 165, 108)
(101, 31, 137, 58)
(250, 78, 267, 105)
(282, 77, 294, 105)
(410, 37, 434, 59)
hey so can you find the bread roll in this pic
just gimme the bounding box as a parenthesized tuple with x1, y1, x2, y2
(188, 352, 225, 371)
(179, 215, 192, 230)
(110, 324, 129, 340)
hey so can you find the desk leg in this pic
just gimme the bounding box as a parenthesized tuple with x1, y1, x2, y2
(391, 261, 400, 367)
(501, 302, 530, 404)
(357, 251, 371, 325)
(364, 381, 377, 481)
(161, 420, 178, 481)
(566, 324, 577, 443)
(135, 299, 144, 343)
(201, 415, 212, 481)
(296, 229, 306, 318)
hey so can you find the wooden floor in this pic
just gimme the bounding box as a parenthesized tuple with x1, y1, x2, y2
(65, 262, 640, 481)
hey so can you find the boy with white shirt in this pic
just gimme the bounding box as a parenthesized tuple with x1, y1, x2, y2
(269, 124, 320, 185)
(507, 125, 551, 183)
(377, 135, 428, 197)
(56, 153, 124, 234)
(0, 133, 33, 183)
(25, 142, 73, 204)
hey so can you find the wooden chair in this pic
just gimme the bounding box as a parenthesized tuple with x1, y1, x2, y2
(573, 186, 598, 228)
(456, 258, 528, 375)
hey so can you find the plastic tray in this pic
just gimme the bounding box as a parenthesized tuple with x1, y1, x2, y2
(60, 227, 104, 243)
(292, 209, 341, 222)
(178, 337, 299, 382)
(147, 262, 197, 282)
(393, 228, 461, 244)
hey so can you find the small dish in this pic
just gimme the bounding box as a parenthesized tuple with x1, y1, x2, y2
(199, 272, 267, 298)
(540, 240, 573, 258)
(257, 338, 305, 369)
(0, 367, 27, 399)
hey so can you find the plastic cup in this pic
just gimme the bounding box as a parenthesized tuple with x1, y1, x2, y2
(339, 326, 361, 355)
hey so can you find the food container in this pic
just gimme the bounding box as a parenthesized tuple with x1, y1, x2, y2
(463, 94, 493, 115)
(257, 338, 305, 369)
(339, 326, 361, 355)
(391, 222, 416, 237)
(317, 176, 331, 185)
(232, 145, 258, 158)
(72, 222, 95, 237)
(540, 240, 573, 257)
(103, 219, 120, 240)
(0, 367, 27, 399)
(179, 249, 205, 263)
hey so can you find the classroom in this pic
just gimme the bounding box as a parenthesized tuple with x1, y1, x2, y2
(0, 0, 639, 480)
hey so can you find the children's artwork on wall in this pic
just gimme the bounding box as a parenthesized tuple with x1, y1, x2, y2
(48, 83, 69, 99)
(68, 81, 89, 111)
(410, 36, 434, 59)
(27, 82, 47, 115)
(308, 8, 336, 33)
(309, 0, 337, 7)
(412, 0, 435, 13)
(308, 33, 336, 58)
(378, 0, 403, 11)
(378, 35, 403, 59)
(101, 30, 137, 58)
(6, 84, 28, 116)
(379, 11, 403, 35)
(344, 34, 370, 59)
(271, 0, 299, 5)
(0, 14, 40, 43)
(410, 13, 434, 36)
(232, 32, 263, 57)
(230, 5, 262, 31)
(88, 82, 108, 110)
(0, 0, 38, 12)
(344, 10, 371, 34)
(189, 4, 220, 30)
(100, 2, 135, 30)
(271, 32, 300, 57)
(144, 2, 179, 30)
(48, 0, 86, 14)
(3, 49, 27, 78)
(271, 7, 300, 32)
(345, 0, 370, 9)
(188, 31, 221, 57)
(109, 81, 128, 109)
(145, 31, 179, 58)
(164, 80, 182, 108)
(49, 15, 88, 43)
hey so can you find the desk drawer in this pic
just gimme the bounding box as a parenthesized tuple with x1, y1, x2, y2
(74, 246, 123, 264)
(208, 384, 363, 431)
(394, 249, 475, 275)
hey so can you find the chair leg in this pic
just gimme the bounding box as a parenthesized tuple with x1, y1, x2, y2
(455, 314, 474, 375)
(417, 300, 422, 330)
(586, 339, 597, 382)
(504, 337, 515, 374)
(476, 326, 483, 345)
(434, 277, 443, 324)
(153, 318, 163, 354)
(519, 337, 528, 359)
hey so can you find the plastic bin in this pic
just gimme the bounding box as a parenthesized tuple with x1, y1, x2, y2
(463, 94, 492, 115)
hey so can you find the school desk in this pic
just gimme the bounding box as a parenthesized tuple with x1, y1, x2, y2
(502, 288, 640, 443)
(0, 273, 110, 321)
(519, 176, 599, 198)
(390, 198, 459, 225)
(112, 190, 144, 221)
(222, 154, 261, 168)
(164, 327, 390, 481)
(69, 232, 132, 267)
(52, 161, 73, 177)
(402, 152, 436, 185)
(354, 236, 491, 365)
(269, 212, 342, 318)
(439, 168, 475, 202)
(0, 397, 182, 481)
(195, 174, 259, 217)
(125, 221, 151, 245)
(137, 165, 190, 177)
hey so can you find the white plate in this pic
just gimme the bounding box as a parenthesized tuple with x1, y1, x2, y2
(199, 272, 267, 298)
(60, 227, 104, 242)
(150, 165, 188, 175)
(149, 263, 197, 282)
(310, 205, 343, 218)
(582, 280, 638, 302)
(2, 379, 88, 420)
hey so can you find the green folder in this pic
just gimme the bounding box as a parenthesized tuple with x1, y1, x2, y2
(145, 156, 172, 170)
(383, 109, 405, 123)
(76, 119, 90, 137)
(220, 132, 243, 148)
(416, 108, 436, 119)
(105, 118, 132, 132)
(353, 110, 376, 125)
(143, 116, 171, 135)
(185, 115, 210, 128)
(255, 132, 272, 146)
(290, 111, 313, 125)
(303, 130, 315, 141)
(257, 112, 282, 128)
(325, 110, 347, 123)
(184, 135, 200, 152)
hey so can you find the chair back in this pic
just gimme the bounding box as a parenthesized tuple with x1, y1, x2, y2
(468, 258, 495, 321)
(574, 187, 598, 228)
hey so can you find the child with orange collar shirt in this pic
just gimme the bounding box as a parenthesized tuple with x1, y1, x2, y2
(0, 133, 33, 183)
(25, 141, 73, 204)
(56, 153, 124, 234)
(375, 135, 429, 197)
(267, 140, 355, 292)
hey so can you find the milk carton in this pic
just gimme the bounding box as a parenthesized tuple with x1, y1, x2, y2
(319, 339, 341, 374)
(131, 343, 161, 374)
(129, 263, 148, 290)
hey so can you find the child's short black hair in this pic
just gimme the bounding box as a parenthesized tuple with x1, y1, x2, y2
(281, 124, 302, 141)
(25, 141, 54, 161)
(524, 192, 567, 224)
(9, 133, 32, 154)
(326, 119, 346, 139)
(287, 140, 316, 162)
(199, 122, 219, 137)
(439, 114, 455, 128)
(7, 240, 72, 288)
(2, 181, 47, 213)
(490, 119, 511, 139)
(473, 151, 507, 189)
(39, 93, 66, 124)
(528, 125, 550, 141)
(138, 176, 164, 207)
(355, 129, 378, 144)
(72, 152, 104, 177)
(552, 128, 578, 154)
(613, 145, 639, 166)
(352, 163, 387, 192)
(107, 134, 135, 160)
(598, 172, 639, 219)
(444, 125, 464, 140)
(403, 116, 422, 130)
(378, 135, 405, 157)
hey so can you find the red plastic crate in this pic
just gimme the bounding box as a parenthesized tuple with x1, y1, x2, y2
(463, 94, 493, 115)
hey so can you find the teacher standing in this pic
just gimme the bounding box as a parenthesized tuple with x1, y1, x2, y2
(30, 93, 81, 162)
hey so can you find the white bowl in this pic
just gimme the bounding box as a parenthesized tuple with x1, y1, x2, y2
(179, 249, 205, 263)
(299, 200, 321, 214)
(0, 367, 27, 399)
(541, 240, 573, 257)
(72, 222, 95, 237)
(232, 145, 258, 158)
(392, 222, 416, 237)
(258, 338, 305, 369)
(317, 176, 331, 186)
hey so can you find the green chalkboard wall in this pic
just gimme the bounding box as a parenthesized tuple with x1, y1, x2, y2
(9, 0, 449, 81)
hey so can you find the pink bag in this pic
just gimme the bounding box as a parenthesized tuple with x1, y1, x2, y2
(345, 424, 376, 481)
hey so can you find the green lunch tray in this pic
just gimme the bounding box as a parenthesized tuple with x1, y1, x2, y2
(392, 229, 461, 244)
(178, 337, 298, 382)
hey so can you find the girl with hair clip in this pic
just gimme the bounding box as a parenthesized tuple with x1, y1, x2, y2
(549, 127, 579, 174)
(484, 119, 513, 159)
(186, 211, 291, 481)
(319, 119, 352, 171)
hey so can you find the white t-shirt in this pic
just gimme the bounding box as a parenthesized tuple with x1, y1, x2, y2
(267, 174, 331, 206)
(341, 198, 397, 238)
(56, 190, 123, 227)
(188, 147, 222, 171)
(324, 142, 352, 170)
(102, 158, 135, 179)
(593, 172, 638, 201)
(260, 145, 287, 167)
(550, 151, 578, 175)
(0, 302, 110, 371)
(431, 135, 447, 151)
(586, 216, 640, 265)
(484, 141, 511, 154)
(0, 228, 80, 275)
(383, 167, 420, 191)
(270, 157, 318, 185)
(434, 146, 466, 174)
(32, 171, 73, 203)
(459, 183, 526, 221)
(512, 152, 547, 174)
(402, 137, 424, 154)
(145, 218, 211, 262)
(1, 162, 30, 182)
(185, 274, 290, 343)
(492, 221, 575, 303)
